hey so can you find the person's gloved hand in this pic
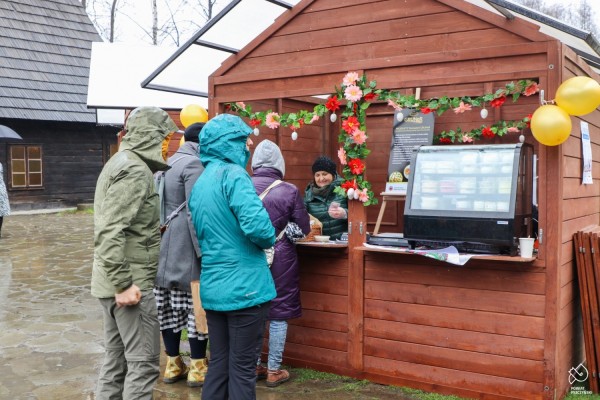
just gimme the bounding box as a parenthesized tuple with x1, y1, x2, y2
(328, 202, 347, 219)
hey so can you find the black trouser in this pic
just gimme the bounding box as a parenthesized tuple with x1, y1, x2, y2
(201, 302, 270, 400)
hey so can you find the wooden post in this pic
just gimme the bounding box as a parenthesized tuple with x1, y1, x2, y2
(347, 199, 366, 372)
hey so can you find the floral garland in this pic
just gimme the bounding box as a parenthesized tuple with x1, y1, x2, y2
(225, 73, 540, 206)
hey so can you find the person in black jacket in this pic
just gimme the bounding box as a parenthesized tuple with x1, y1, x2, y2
(303, 156, 348, 240)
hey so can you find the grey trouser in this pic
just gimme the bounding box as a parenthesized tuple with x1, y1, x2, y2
(96, 291, 161, 400)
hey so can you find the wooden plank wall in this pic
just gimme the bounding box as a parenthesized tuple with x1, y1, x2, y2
(555, 48, 600, 397)
(363, 253, 546, 399)
(284, 247, 354, 375)
(0, 119, 118, 207)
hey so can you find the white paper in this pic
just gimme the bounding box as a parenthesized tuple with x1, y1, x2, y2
(581, 122, 593, 185)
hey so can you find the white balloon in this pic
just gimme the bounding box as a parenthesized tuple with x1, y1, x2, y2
(480, 108, 488, 119)
(291, 131, 298, 141)
(330, 113, 337, 123)
(353, 190, 359, 200)
(396, 112, 403, 122)
(347, 188, 355, 198)
(253, 128, 260, 136)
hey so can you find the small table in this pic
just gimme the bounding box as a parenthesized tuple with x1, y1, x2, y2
(373, 192, 406, 235)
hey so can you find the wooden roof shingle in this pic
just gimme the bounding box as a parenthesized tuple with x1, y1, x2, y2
(0, 0, 101, 123)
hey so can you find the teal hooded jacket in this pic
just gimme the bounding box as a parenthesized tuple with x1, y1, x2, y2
(188, 114, 276, 311)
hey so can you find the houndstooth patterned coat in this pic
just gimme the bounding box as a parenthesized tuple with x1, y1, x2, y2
(0, 163, 10, 216)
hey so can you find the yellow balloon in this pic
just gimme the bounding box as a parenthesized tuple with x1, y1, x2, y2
(530, 105, 572, 146)
(555, 76, 600, 116)
(180, 104, 208, 128)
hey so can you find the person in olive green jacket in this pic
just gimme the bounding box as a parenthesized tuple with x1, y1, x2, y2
(304, 156, 348, 240)
(91, 106, 178, 400)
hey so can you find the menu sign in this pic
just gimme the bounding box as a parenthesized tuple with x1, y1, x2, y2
(387, 110, 434, 191)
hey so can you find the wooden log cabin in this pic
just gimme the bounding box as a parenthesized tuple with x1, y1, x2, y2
(177, 0, 600, 398)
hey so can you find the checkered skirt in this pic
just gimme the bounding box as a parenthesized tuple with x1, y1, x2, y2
(153, 287, 208, 339)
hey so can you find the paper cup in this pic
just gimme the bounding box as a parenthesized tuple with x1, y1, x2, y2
(519, 238, 535, 258)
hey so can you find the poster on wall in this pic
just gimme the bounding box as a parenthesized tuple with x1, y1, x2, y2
(386, 109, 435, 194)
(581, 121, 593, 185)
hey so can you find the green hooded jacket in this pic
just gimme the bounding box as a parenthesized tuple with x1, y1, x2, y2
(91, 107, 178, 298)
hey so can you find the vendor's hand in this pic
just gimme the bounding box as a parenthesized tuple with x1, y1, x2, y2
(328, 203, 347, 219)
(115, 284, 142, 307)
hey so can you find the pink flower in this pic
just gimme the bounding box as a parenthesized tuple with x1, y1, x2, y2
(524, 82, 539, 96)
(453, 101, 472, 114)
(387, 99, 402, 111)
(344, 85, 363, 102)
(265, 112, 280, 129)
(462, 134, 473, 143)
(309, 114, 319, 124)
(337, 148, 347, 165)
(235, 102, 246, 109)
(352, 129, 367, 145)
(507, 127, 520, 133)
(357, 188, 369, 203)
(343, 72, 359, 86)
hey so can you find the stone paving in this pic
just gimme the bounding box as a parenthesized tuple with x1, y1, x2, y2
(0, 212, 413, 400)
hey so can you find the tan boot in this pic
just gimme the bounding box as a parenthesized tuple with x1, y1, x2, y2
(163, 355, 189, 383)
(187, 358, 208, 387)
(266, 369, 290, 387)
(256, 364, 268, 380)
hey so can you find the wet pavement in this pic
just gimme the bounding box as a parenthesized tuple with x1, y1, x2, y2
(0, 211, 414, 400)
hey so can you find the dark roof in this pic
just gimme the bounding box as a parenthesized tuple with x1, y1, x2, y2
(0, 0, 101, 123)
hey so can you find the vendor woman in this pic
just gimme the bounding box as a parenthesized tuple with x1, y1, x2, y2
(304, 156, 348, 240)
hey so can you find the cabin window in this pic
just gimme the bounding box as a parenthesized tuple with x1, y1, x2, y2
(9, 145, 43, 189)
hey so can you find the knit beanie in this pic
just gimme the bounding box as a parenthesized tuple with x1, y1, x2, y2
(312, 156, 337, 177)
(184, 122, 205, 143)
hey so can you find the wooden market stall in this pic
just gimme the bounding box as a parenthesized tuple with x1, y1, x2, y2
(205, 0, 600, 398)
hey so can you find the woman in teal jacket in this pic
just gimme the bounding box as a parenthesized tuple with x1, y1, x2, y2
(188, 114, 276, 400)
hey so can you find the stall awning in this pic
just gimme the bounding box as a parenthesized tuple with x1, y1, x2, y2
(141, 0, 301, 97)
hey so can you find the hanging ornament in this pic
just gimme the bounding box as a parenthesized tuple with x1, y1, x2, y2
(291, 131, 298, 141)
(253, 128, 260, 136)
(330, 113, 337, 123)
(347, 188, 355, 199)
(480, 107, 488, 119)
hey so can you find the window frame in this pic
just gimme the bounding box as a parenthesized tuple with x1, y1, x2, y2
(8, 144, 44, 190)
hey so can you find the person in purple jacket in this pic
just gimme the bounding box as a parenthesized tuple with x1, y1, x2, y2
(251, 139, 311, 387)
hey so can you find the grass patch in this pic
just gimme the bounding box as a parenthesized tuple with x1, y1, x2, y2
(399, 387, 466, 400)
(292, 367, 348, 383)
(58, 208, 93, 215)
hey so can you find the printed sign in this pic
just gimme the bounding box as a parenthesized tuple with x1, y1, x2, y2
(386, 110, 434, 192)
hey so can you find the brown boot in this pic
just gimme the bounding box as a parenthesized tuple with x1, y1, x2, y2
(163, 355, 188, 383)
(187, 358, 208, 387)
(266, 369, 290, 387)
(256, 364, 268, 380)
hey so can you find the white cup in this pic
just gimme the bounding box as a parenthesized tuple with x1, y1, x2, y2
(519, 238, 535, 258)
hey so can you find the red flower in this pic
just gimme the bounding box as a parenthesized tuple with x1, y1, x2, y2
(482, 127, 495, 138)
(341, 179, 357, 190)
(298, 119, 304, 128)
(439, 137, 452, 144)
(525, 114, 532, 128)
(491, 96, 506, 108)
(225, 104, 231, 110)
(249, 119, 261, 127)
(348, 158, 365, 175)
(421, 107, 433, 114)
(364, 92, 377, 102)
(326, 95, 341, 112)
(342, 116, 360, 134)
